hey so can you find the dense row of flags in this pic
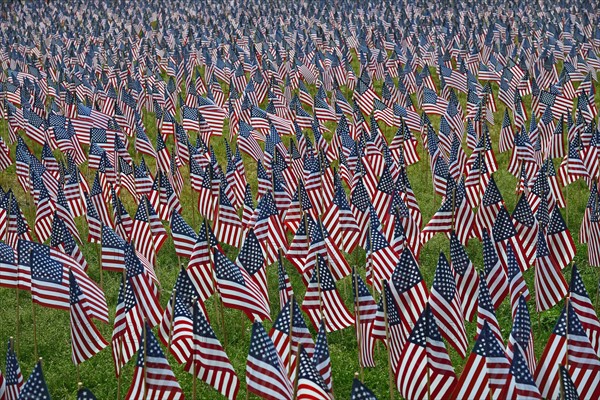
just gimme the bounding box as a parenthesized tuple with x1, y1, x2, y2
(0, 0, 600, 398)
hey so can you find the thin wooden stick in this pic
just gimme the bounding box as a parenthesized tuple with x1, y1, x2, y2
(99, 225, 104, 289)
(142, 320, 148, 399)
(288, 296, 295, 377)
(381, 279, 395, 400)
(292, 344, 303, 400)
(167, 288, 177, 350)
(192, 298, 198, 400)
(353, 267, 364, 380)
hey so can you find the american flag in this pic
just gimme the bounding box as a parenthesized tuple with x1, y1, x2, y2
(535, 303, 600, 399)
(125, 245, 162, 327)
(506, 241, 531, 318)
(101, 225, 126, 272)
(77, 386, 98, 400)
(246, 320, 294, 400)
(297, 347, 331, 399)
(511, 194, 539, 268)
(449, 231, 479, 321)
(452, 321, 510, 399)
(237, 228, 269, 308)
(184, 302, 239, 399)
(18, 360, 51, 400)
(5, 339, 23, 400)
(389, 247, 428, 341)
(269, 298, 315, 380)
(69, 270, 108, 365)
(482, 229, 508, 310)
(312, 319, 333, 392)
(366, 212, 398, 292)
(429, 251, 469, 358)
(546, 206, 576, 270)
(125, 324, 183, 400)
(534, 229, 568, 312)
(277, 255, 294, 310)
(498, 344, 542, 400)
(213, 248, 270, 321)
(350, 375, 378, 399)
(322, 177, 360, 254)
(253, 190, 288, 265)
(559, 365, 581, 400)
(170, 211, 198, 259)
(301, 254, 353, 332)
(477, 272, 504, 346)
(352, 268, 377, 368)
(214, 185, 243, 247)
(30, 251, 69, 310)
(396, 304, 457, 400)
(112, 276, 144, 377)
(506, 295, 536, 375)
(569, 264, 600, 357)
(0, 242, 17, 289)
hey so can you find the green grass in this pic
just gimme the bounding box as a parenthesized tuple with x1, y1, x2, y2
(0, 65, 599, 399)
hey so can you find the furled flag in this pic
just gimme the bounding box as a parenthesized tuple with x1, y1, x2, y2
(452, 321, 510, 399)
(69, 271, 108, 365)
(185, 302, 239, 399)
(482, 229, 508, 310)
(559, 365, 581, 400)
(301, 254, 353, 332)
(534, 229, 568, 312)
(125, 245, 162, 327)
(277, 253, 294, 310)
(313, 319, 333, 391)
(213, 248, 270, 321)
(246, 321, 294, 400)
(237, 228, 269, 305)
(353, 268, 377, 368)
(5, 339, 23, 400)
(430, 251, 469, 358)
(546, 206, 576, 270)
(396, 304, 457, 400)
(18, 360, 51, 400)
(449, 231, 479, 321)
(506, 295, 536, 375)
(112, 276, 144, 377)
(569, 264, 600, 356)
(125, 324, 183, 400)
(477, 272, 504, 346)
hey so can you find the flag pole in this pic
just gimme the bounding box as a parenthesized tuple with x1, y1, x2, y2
(142, 320, 148, 399)
(353, 267, 364, 380)
(116, 270, 127, 400)
(192, 297, 198, 400)
(167, 287, 177, 350)
(381, 279, 395, 400)
(206, 219, 227, 346)
(99, 224, 104, 289)
(8, 193, 20, 357)
(292, 344, 303, 400)
(288, 295, 295, 377)
(29, 248, 38, 359)
(565, 295, 569, 368)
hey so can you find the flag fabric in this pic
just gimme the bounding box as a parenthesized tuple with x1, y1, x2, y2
(296, 347, 330, 400)
(396, 304, 457, 400)
(5, 340, 23, 400)
(429, 251, 469, 358)
(213, 248, 270, 321)
(569, 264, 600, 356)
(69, 271, 108, 365)
(449, 231, 479, 321)
(77, 387, 98, 400)
(125, 324, 183, 400)
(246, 321, 294, 400)
(353, 268, 377, 368)
(452, 321, 510, 399)
(185, 302, 240, 399)
(506, 295, 536, 375)
(312, 319, 333, 391)
(497, 344, 542, 400)
(301, 254, 354, 332)
(350, 375, 378, 399)
(18, 360, 51, 400)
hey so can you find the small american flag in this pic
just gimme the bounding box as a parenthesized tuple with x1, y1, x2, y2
(397, 304, 457, 400)
(452, 321, 510, 398)
(430, 251, 469, 358)
(246, 320, 294, 400)
(125, 324, 183, 400)
(213, 248, 270, 321)
(498, 342, 542, 399)
(569, 264, 600, 357)
(185, 302, 239, 399)
(5, 339, 23, 400)
(297, 346, 330, 399)
(18, 360, 51, 400)
(69, 270, 108, 365)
